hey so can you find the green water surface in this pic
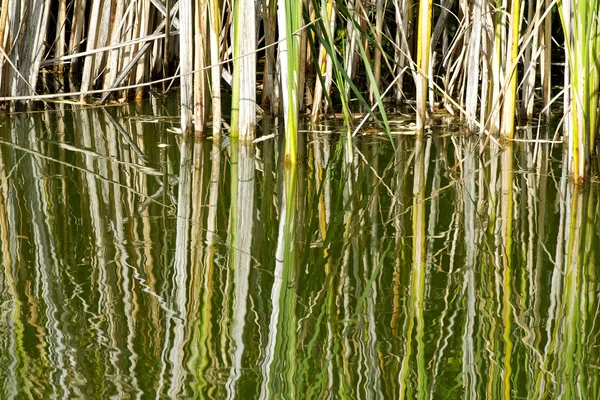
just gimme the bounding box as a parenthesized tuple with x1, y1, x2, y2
(0, 102, 598, 399)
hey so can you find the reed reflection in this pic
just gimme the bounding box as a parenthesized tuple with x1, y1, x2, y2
(0, 108, 597, 399)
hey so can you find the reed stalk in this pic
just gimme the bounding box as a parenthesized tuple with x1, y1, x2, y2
(278, 0, 303, 164)
(540, 0, 552, 121)
(311, 0, 336, 121)
(104, 0, 126, 94)
(9, 0, 51, 98)
(370, 0, 385, 104)
(392, 0, 413, 103)
(230, 0, 256, 141)
(79, 0, 110, 100)
(0, 0, 10, 98)
(133, 0, 151, 101)
(261, 0, 278, 114)
(209, 0, 222, 136)
(500, 0, 521, 140)
(180, 0, 195, 133)
(558, 0, 600, 182)
(194, 0, 208, 134)
(465, 0, 483, 131)
(416, 0, 432, 133)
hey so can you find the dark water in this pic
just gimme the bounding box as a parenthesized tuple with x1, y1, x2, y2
(0, 102, 598, 399)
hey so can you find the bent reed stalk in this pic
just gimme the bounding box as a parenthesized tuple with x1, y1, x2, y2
(0, 0, 597, 180)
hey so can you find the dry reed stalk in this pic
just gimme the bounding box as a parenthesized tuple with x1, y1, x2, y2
(105, 0, 126, 94)
(478, 6, 494, 128)
(311, 0, 336, 121)
(194, 0, 208, 134)
(120, 1, 138, 98)
(80, 0, 112, 101)
(392, 0, 414, 103)
(488, 2, 504, 135)
(98, 22, 173, 104)
(163, 0, 172, 90)
(127, 1, 144, 89)
(370, 0, 385, 104)
(98, 4, 180, 103)
(345, 0, 361, 84)
(0, 0, 10, 97)
(416, 0, 432, 133)
(500, 0, 520, 139)
(209, 0, 222, 135)
(180, 0, 194, 133)
(69, 0, 87, 70)
(133, 0, 152, 101)
(10, 0, 51, 98)
(260, 0, 278, 114)
(540, 0, 552, 121)
(55, 0, 67, 72)
(429, 0, 452, 110)
(230, 0, 257, 141)
(465, 0, 483, 131)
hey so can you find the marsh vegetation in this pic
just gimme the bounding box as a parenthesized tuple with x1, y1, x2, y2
(1, 0, 599, 178)
(1, 0, 600, 397)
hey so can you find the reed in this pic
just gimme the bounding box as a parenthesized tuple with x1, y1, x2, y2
(415, 0, 432, 134)
(558, 0, 600, 182)
(278, 0, 303, 164)
(180, 0, 194, 133)
(500, 0, 521, 140)
(230, 0, 257, 141)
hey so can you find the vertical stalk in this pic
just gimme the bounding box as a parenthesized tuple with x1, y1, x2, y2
(194, 0, 208, 134)
(465, 0, 483, 131)
(416, 0, 432, 133)
(261, 0, 278, 114)
(10, 0, 51, 98)
(104, 0, 126, 93)
(311, 0, 336, 121)
(163, 0, 171, 90)
(230, 0, 256, 141)
(393, 0, 413, 104)
(0, 0, 10, 97)
(500, 0, 521, 140)
(69, 0, 87, 71)
(370, 0, 385, 103)
(55, 0, 67, 72)
(540, 0, 552, 121)
(180, 0, 195, 133)
(278, 0, 302, 164)
(209, 0, 222, 136)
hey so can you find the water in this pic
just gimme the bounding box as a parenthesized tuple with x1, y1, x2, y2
(0, 102, 598, 399)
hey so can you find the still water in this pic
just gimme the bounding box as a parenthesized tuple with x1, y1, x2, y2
(0, 102, 598, 399)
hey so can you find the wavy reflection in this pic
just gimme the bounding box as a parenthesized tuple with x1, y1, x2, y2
(0, 108, 598, 399)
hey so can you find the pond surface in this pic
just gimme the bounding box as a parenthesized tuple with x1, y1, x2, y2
(0, 102, 598, 399)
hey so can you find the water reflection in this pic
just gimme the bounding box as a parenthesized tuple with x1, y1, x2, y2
(0, 105, 598, 399)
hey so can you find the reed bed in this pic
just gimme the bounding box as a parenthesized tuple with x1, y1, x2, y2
(0, 0, 598, 179)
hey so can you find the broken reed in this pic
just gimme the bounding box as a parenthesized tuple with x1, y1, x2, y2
(0, 0, 598, 179)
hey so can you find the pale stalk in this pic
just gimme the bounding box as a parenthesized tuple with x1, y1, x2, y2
(278, 0, 302, 164)
(465, 0, 483, 131)
(209, 0, 222, 136)
(180, 0, 195, 133)
(194, 0, 208, 134)
(416, 0, 432, 133)
(500, 0, 521, 140)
